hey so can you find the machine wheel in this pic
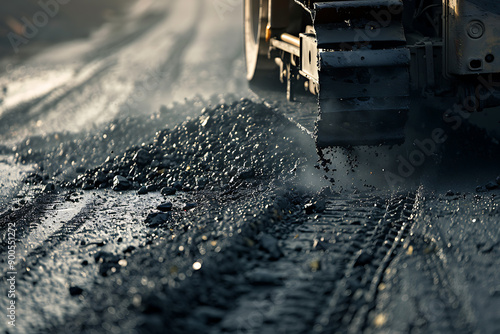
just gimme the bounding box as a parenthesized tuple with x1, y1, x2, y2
(244, 0, 274, 82)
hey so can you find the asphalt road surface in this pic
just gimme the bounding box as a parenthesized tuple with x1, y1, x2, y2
(0, 1, 499, 334)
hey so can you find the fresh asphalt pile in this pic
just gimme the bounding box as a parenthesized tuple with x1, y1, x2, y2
(7, 95, 234, 186)
(71, 98, 319, 195)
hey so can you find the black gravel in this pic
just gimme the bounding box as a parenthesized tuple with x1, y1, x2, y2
(5, 93, 500, 334)
(2, 95, 500, 334)
(12, 95, 231, 184)
(71, 98, 318, 193)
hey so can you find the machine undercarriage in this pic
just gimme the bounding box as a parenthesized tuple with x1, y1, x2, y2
(244, 0, 500, 148)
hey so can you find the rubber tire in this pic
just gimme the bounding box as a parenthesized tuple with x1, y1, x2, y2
(244, 0, 274, 82)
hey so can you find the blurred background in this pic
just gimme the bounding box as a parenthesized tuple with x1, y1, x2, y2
(0, 0, 133, 57)
(0, 0, 246, 142)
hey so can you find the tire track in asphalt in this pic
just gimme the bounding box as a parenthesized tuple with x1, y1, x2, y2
(208, 190, 421, 334)
(348, 191, 421, 333)
(363, 191, 500, 334)
(0, 192, 57, 251)
(299, 192, 419, 333)
(414, 247, 477, 333)
(0, 190, 92, 272)
(0, 190, 161, 334)
(22, 200, 93, 263)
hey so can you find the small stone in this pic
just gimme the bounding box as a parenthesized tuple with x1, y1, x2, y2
(75, 167, 86, 173)
(304, 203, 314, 214)
(43, 183, 55, 193)
(196, 176, 208, 188)
(82, 179, 94, 190)
(496, 175, 500, 185)
(137, 186, 148, 195)
(355, 251, 373, 267)
(146, 184, 157, 192)
(145, 212, 171, 227)
(227, 166, 238, 177)
(157, 202, 173, 212)
(69, 286, 84, 296)
(133, 149, 152, 166)
(161, 187, 176, 196)
(94, 251, 120, 264)
(237, 168, 255, 180)
(123, 246, 136, 254)
(112, 175, 131, 191)
(445, 190, 454, 196)
(304, 199, 326, 214)
(183, 203, 197, 211)
(172, 181, 183, 190)
(313, 239, 330, 251)
(99, 262, 119, 276)
(94, 171, 107, 185)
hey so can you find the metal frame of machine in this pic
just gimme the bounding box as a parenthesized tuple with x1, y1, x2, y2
(245, 0, 500, 148)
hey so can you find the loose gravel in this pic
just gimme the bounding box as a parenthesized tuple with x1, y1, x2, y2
(71, 98, 319, 193)
(4, 95, 500, 334)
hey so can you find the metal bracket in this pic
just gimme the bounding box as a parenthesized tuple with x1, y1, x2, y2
(299, 33, 319, 83)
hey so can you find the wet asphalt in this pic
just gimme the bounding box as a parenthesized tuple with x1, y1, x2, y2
(1, 1, 500, 334)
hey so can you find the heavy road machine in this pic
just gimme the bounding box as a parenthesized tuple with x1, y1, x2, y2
(244, 0, 500, 148)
